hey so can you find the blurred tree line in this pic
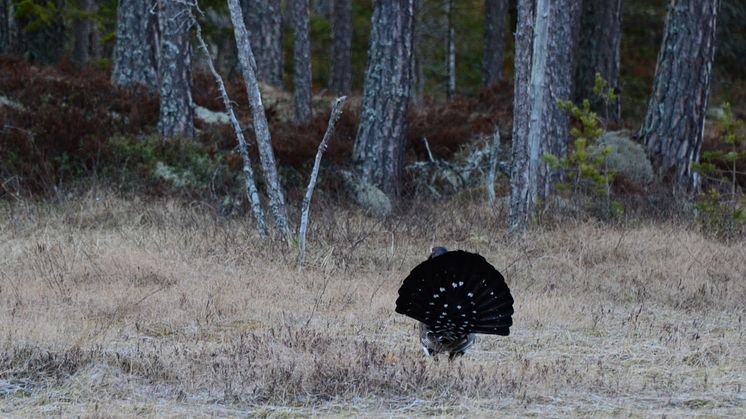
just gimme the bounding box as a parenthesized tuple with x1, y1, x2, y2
(2, 1, 743, 98)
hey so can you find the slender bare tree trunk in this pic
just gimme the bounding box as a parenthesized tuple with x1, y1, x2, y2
(194, 16, 268, 237)
(329, 0, 352, 94)
(353, 0, 416, 198)
(291, 0, 313, 125)
(639, 0, 720, 194)
(482, 0, 508, 86)
(158, 0, 194, 138)
(241, 0, 284, 87)
(112, 0, 159, 91)
(574, 0, 622, 122)
(228, 0, 290, 237)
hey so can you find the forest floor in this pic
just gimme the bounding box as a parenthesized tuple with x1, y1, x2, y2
(1, 191, 745, 417)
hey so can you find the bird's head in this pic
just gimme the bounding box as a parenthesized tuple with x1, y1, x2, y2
(429, 246, 448, 259)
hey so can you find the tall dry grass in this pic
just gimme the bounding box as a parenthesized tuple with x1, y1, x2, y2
(1, 190, 744, 416)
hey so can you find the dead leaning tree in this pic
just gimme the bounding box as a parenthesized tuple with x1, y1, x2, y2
(194, 2, 347, 251)
(298, 96, 347, 266)
(193, 11, 268, 237)
(227, 0, 290, 237)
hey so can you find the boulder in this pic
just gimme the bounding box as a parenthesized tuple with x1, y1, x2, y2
(339, 170, 392, 216)
(195, 105, 230, 125)
(593, 130, 654, 185)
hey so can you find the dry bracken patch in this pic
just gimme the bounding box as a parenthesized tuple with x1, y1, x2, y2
(1, 192, 745, 416)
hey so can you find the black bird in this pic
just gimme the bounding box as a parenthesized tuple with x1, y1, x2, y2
(395, 246, 514, 359)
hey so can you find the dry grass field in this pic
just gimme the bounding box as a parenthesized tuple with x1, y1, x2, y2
(1, 191, 745, 417)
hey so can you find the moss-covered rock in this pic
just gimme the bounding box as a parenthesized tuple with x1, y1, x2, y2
(339, 170, 392, 216)
(593, 130, 654, 185)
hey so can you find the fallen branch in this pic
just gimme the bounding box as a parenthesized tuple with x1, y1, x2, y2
(298, 96, 348, 267)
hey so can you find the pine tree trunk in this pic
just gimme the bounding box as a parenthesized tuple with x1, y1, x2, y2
(509, 0, 579, 232)
(537, 0, 579, 199)
(508, 0, 534, 233)
(291, 0, 312, 125)
(72, 0, 97, 65)
(353, 0, 415, 197)
(112, 0, 159, 91)
(482, 0, 508, 86)
(329, 0, 352, 94)
(445, 0, 455, 98)
(639, 0, 720, 194)
(158, 0, 194, 138)
(241, 0, 284, 87)
(574, 0, 622, 122)
(88, 0, 101, 60)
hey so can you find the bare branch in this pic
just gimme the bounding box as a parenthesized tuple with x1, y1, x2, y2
(298, 96, 348, 267)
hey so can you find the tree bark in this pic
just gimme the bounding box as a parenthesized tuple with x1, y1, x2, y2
(112, 0, 159, 92)
(639, 0, 720, 194)
(291, 0, 313, 125)
(353, 0, 415, 198)
(157, 0, 194, 138)
(537, 0, 579, 199)
(241, 0, 284, 87)
(574, 0, 622, 122)
(509, 0, 579, 233)
(329, 0, 352, 94)
(482, 0, 508, 86)
(228, 0, 290, 237)
(508, 0, 535, 233)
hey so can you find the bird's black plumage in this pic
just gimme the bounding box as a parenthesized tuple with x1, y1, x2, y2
(395, 249, 513, 357)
